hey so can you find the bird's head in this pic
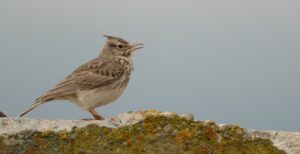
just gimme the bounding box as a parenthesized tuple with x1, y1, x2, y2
(100, 35, 143, 58)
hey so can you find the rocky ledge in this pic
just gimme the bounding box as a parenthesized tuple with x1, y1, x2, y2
(0, 110, 299, 154)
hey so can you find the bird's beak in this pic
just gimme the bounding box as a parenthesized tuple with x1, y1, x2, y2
(128, 43, 144, 52)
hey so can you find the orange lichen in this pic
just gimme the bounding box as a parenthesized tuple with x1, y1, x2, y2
(0, 115, 285, 154)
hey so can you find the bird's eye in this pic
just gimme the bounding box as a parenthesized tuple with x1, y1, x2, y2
(117, 44, 124, 49)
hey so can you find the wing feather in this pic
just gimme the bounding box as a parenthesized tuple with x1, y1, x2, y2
(37, 57, 125, 101)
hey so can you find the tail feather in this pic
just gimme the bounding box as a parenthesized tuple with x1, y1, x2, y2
(19, 101, 44, 117)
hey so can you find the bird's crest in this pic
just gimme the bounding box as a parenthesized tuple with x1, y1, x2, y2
(103, 35, 129, 44)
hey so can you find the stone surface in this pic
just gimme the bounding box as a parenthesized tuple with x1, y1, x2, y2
(248, 130, 300, 154)
(0, 110, 163, 136)
(0, 110, 297, 153)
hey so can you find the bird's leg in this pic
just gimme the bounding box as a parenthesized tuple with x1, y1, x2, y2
(88, 108, 105, 120)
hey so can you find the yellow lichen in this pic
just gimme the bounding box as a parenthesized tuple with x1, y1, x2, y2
(41, 130, 52, 137)
(58, 130, 68, 139)
(0, 115, 286, 154)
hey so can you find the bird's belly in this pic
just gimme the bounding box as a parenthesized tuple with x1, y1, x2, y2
(76, 87, 125, 109)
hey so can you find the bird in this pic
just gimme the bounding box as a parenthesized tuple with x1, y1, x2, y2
(19, 35, 144, 120)
(0, 111, 6, 117)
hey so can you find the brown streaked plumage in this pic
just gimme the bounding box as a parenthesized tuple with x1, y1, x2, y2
(19, 35, 143, 120)
(0, 111, 6, 117)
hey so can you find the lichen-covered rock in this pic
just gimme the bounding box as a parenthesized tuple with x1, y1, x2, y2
(0, 110, 290, 153)
(248, 130, 300, 154)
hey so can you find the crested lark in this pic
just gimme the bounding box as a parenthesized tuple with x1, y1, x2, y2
(19, 35, 143, 120)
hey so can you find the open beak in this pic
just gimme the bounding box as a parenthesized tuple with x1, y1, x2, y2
(128, 43, 144, 52)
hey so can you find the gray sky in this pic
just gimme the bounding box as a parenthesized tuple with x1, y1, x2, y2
(0, 0, 299, 131)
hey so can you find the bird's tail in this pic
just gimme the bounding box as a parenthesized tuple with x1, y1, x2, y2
(18, 100, 44, 117)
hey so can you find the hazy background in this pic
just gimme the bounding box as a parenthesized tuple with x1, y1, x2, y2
(0, 0, 299, 131)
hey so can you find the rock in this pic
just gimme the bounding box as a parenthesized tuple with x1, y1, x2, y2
(248, 130, 300, 154)
(0, 110, 296, 153)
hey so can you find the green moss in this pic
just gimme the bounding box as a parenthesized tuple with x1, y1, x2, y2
(0, 115, 285, 154)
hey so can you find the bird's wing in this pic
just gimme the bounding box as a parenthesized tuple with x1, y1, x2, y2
(73, 58, 126, 89)
(37, 57, 125, 101)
